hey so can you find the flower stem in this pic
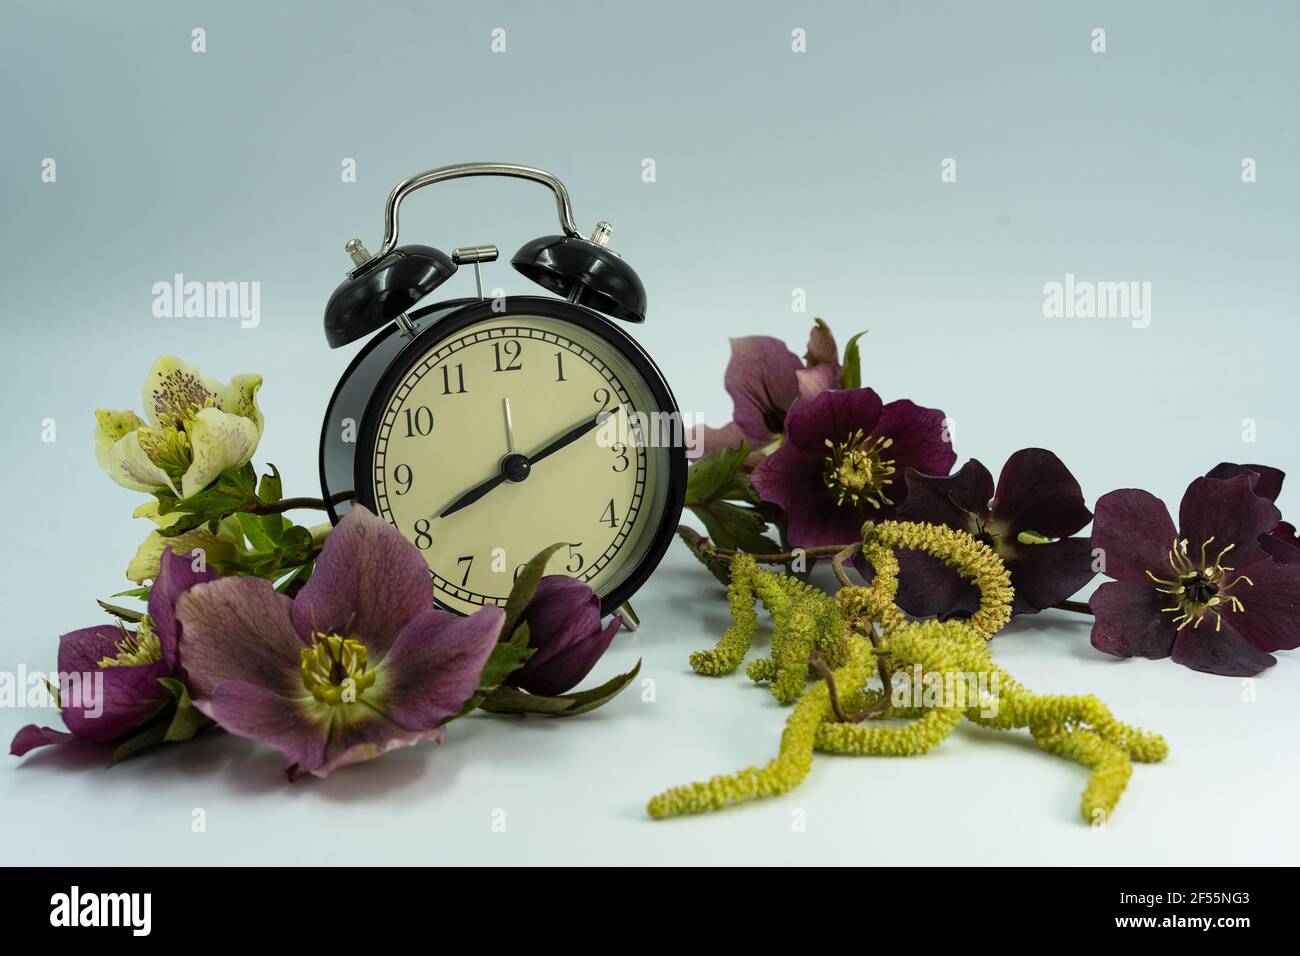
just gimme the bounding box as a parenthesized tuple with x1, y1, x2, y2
(809, 649, 890, 724)
(829, 542, 861, 588)
(242, 491, 353, 516)
(1052, 599, 1094, 616)
(675, 525, 852, 564)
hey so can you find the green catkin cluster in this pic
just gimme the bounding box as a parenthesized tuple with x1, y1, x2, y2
(648, 520, 1168, 824)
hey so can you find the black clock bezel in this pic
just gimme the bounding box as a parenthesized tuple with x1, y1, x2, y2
(329, 294, 687, 618)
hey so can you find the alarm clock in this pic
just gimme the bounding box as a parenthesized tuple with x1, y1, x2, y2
(318, 162, 687, 628)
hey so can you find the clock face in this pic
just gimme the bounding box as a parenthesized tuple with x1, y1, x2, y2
(366, 311, 677, 615)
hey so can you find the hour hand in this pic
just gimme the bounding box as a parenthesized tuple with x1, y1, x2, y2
(437, 472, 508, 519)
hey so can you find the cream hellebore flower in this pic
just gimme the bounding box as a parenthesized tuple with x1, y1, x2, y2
(95, 356, 264, 501)
(125, 500, 244, 583)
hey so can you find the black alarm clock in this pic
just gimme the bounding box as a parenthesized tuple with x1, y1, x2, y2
(319, 162, 687, 627)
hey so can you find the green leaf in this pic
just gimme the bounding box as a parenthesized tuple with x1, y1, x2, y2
(548, 659, 642, 716)
(235, 511, 279, 552)
(685, 443, 756, 507)
(257, 464, 283, 504)
(453, 641, 535, 719)
(111, 722, 169, 764)
(274, 561, 314, 595)
(478, 660, 642, 718)
(260, 513, 290, 546)
(111, 585, 152, 601)
(507, 620, 530, 650)
(227, 461, 258, 495)
(477, 685, 574, 716)
(277, 524, 314, 556)
(158, 677, 204, 743)
(97, 600, 145, 623)
(502, 542, 565, 640)
(479, 642, 535, 689)
(154, 511, 212, 538)
(685, 445, 778, 553)
(840, 331, 868, 388)
(691, 500, 779, 554)
(254, 466, 290, 545)
(156, 463, 261, 538)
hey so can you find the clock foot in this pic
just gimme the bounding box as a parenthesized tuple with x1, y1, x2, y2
(616, 601, 640, 631)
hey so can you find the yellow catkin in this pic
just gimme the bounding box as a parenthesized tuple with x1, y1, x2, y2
(649, 520, 1168, 824)
(688, 554, 760, 675)
(646, 668, 833, 818)
(692, 554, 848, 703)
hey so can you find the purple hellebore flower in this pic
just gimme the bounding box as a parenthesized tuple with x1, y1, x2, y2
(173, 505, 502, 779)
(888, 449, 1098, 618)
(749, 387, 956, 547)
(1205, 462, 1300, 564)
(11, 549, 215, 757)
(1090, 474, 1300, 676)
(506, 576, 622, 697)
(695, 322, 841, 462)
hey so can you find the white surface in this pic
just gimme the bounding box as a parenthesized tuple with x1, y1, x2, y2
(3, 543, 1295, 866)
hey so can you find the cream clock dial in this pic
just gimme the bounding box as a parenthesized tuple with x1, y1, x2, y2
(369, 314, 671, 615)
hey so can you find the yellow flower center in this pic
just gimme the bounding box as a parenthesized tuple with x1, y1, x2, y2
(98, 618, 163, 668)
(137, 426, 195, 482)
(822, 431, 896, 508)
(300, 634, 376, 705)
(1146, 536, 1254, 632)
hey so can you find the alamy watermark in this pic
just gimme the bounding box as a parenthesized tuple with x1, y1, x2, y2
(891, 664, 1001, 718)
(50, 886, 151, 936)
(596, 410, 706, 457)
(1042, 273, 1151, 328)
(152, 273, 260, 328)
(0, 668, 102, 717)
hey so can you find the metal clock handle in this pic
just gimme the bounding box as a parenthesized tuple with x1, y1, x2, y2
(348, 162, 584, 278)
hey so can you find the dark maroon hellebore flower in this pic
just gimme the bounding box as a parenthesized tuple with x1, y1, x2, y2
(506, 576, 622, 697)
(890, 449, 1097, 618)
(1090, 474, 1300, 676)
(1205, 462, 1300, 564)
(750, 387, 955, 547)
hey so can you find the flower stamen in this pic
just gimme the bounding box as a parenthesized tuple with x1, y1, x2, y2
(137, 426, 196, 481)
(1147, 536, 1254, 632)
(99, 619, 163, 668)
(822, 430, 896, 509)
(300, 633, 376, 704)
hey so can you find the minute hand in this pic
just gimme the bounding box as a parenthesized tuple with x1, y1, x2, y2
(526, 410, 614, 466)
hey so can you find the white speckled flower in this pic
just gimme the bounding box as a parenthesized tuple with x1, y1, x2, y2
(95, 356, 264, 500)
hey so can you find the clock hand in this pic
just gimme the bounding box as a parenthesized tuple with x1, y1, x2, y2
(503, 397, 517, 454)
(437, 471, 509, 519)
(527, 408, 617, 466)
(437, 398, 517, 519)
(435, 407, 618, 520)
